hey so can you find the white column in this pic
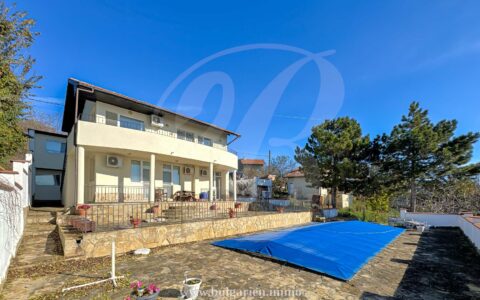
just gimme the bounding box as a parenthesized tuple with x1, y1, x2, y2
(233, 170, 237, 202)
(76, 146, 85, 205)
(223, 171, 230, 200)
(150, 154, 155, 203)
(209, 162, 214, 201)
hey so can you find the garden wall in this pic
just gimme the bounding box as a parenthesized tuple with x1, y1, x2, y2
(60, 211, 312, 258)
(0, 157, 31, 285)
(401, 210, 480, 251)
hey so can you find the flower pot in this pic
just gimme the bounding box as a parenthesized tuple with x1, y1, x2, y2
(134, 291, 160, 300)
(209, 204, 217, 210)
(276, 207, 285, 213)
(130, 219, 141, 228)
(234, 203, 242, 209)
(77, 208, 87, 217)
(183, 278, 202, 300)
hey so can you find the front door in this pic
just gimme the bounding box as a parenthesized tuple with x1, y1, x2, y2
(163, 164, 181, 197)
(214, 172, 222, 200)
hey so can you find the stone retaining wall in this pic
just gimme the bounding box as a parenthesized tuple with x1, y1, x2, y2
(60, 211, 312, 258)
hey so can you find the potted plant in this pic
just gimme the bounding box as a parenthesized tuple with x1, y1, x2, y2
(234, 202, 242, 209)
(182, 273, 202, 300)
(276, 206, 285, 213)
(76, 204, 91, 217)
(127, 281, 160, 300)
(228, 208, 236, 218)
(210, 203, 217, 210)
(130, 217, 142, 228)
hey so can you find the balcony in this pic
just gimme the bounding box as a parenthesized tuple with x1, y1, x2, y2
(75, 116, 238, 169)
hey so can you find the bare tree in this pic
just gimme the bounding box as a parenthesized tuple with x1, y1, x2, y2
(269, 155, 296, 177)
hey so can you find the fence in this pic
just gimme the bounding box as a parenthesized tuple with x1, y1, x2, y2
(85, 185, 150, 203)
(83, 114, 231, 152)
(0, 156, 31, 284)
(68, 199, 311, 232)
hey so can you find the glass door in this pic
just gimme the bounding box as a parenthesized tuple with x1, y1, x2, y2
(163, 164, 181, 197)
(214, 172, 222, 200)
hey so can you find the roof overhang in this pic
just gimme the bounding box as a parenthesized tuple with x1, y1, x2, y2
(61, 78, 241, 138)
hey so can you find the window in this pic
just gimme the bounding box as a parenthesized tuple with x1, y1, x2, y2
(163, 164, 180, 185)
(198, 136, 212, 147)
(172, 166, 180, 184)
(35, 174, 60, 186)
(131, 160, 150, 182)
(120, 115, 144, 131)
(177, 129, 194, 142)
(45, 140, 66, 154)
(105, 111, 118, 126)
(142, 161, 150, 182)
(131, 160, 141, 182)
(163, 165, 172, 184)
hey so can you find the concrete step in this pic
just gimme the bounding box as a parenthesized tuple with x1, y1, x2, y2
(23, 224, 57, 237)
(26, 215, 55, 225)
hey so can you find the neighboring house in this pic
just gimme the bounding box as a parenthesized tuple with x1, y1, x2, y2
(27, 129, 67, 206)
(285, 168, 352, 208)
(285, 168, 327, 200)
(60, 78, 240, 207)
(238, 159, 265, 178)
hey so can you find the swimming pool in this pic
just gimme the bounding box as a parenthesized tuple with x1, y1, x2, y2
(212, 221, 404, 280)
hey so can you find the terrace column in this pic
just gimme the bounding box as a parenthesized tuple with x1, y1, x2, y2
(223, 171, 229, 200)
(209, 162, 214, 201)
(149, 154, 155, 203)
(76, 146, 85, 205)
(233, 170, 237, 202)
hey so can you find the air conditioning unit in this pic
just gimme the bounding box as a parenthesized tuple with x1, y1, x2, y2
(106, 155, 122, 168)
(184, 166, 193, 175)
(151, 115, 164, 127)
(200, 169, 208, 177)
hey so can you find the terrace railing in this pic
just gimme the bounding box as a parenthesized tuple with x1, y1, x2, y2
(85, 185, 150, 203)
(81, 114, 231, 152)
(75, 199, 311, 232)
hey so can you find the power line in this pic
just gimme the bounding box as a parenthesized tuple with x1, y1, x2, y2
(26, 98, 64, 106)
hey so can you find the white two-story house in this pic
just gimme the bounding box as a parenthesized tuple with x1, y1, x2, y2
(61, 79, 240, 207)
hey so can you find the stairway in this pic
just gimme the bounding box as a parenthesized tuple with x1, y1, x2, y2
(7, 208, 64, 271)
(1, 208, 65, 299)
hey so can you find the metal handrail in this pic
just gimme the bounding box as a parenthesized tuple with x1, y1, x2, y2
(81, 114, 231, 152)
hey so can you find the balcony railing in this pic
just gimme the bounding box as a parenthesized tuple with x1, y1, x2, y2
(81, 114, 233, 152)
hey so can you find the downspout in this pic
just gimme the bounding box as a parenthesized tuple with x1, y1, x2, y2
(72, 86, 94, 207)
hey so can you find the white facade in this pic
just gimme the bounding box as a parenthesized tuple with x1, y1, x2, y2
(61, 81, 239, 207)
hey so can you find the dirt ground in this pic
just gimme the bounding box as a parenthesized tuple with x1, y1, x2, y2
(2, 227, 480, 300)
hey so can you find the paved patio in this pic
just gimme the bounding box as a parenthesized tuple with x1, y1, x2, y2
(2, 226, 480, 299)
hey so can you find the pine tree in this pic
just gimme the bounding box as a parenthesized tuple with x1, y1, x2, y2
(295, 117, 370, 208)
(384, 102, 480, 211)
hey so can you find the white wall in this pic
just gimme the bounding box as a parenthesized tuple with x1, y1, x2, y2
(0, 158, 31, 284)
(401, 210, 480, 251)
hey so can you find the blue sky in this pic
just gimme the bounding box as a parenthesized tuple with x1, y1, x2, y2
(11, 0, 480, 162)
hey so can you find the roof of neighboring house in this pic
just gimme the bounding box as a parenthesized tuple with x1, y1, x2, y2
(284, 168, 304, 178)
(61, 78, 240, 137)
(28, 128, 68, 138)
(239, 159, 265, 165)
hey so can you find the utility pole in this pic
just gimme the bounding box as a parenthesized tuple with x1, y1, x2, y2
(268, 150, 271, 174)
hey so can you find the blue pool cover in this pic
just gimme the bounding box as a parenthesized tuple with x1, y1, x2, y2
(212, 221, 404, 280)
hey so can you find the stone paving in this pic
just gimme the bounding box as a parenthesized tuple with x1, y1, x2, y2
(1, 226, 480, 299)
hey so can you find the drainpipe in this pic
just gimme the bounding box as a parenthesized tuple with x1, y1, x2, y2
(73, 86, 94, 206)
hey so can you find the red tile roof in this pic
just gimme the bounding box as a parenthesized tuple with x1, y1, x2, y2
(240, 159, 265, 165)
(285, 168, 304, 178)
